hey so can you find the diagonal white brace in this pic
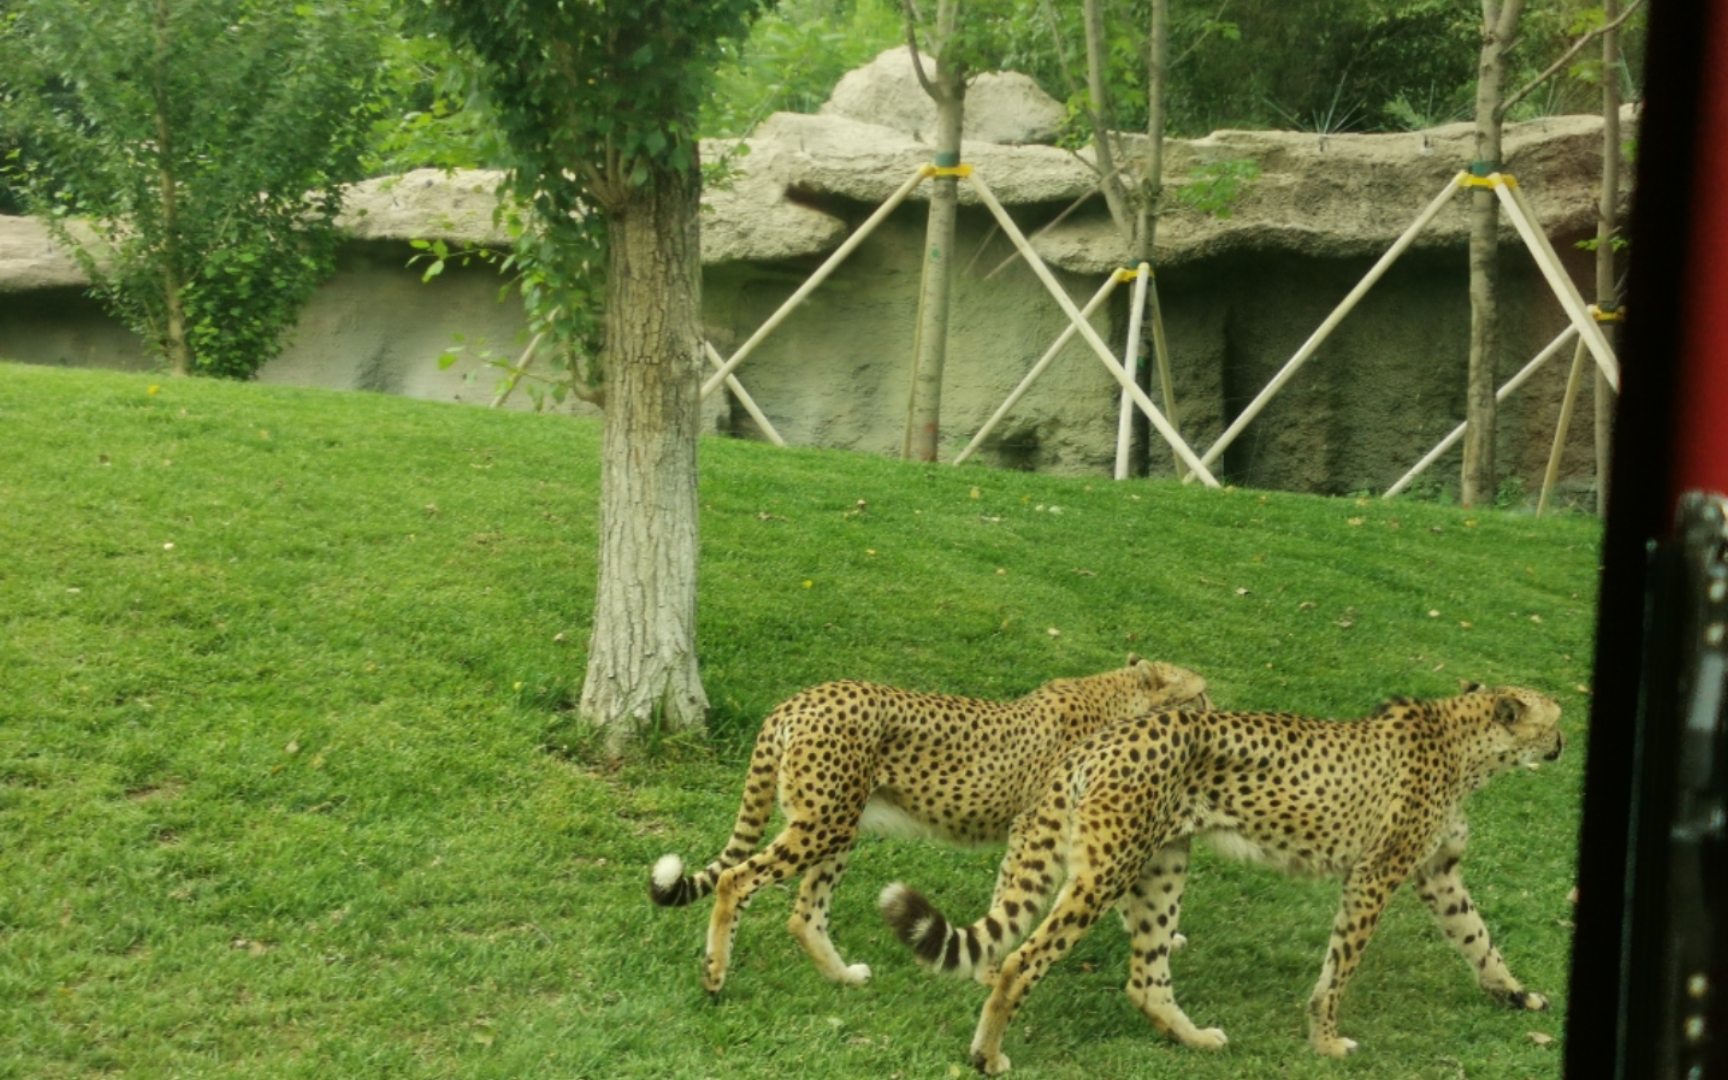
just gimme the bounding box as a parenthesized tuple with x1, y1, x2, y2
(704, 339, 786, 447)
(1383, 322, 1579, 498)
(953, 273, 1124, 466)
(1184, 172, 1468, 483)
(701, 166, 930, 399)
(964, 172, 1220, 487)
(1491, 178, 1620, 392)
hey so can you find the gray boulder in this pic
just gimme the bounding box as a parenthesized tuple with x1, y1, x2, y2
(819, 46, 1066, 146)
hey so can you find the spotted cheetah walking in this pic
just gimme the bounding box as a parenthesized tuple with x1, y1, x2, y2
(883, 684, 1563, 1074)
(649, 655, 1210, 993)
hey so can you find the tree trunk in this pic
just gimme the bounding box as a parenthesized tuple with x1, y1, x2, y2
(1129, 0, 1171, 476)
(1082, 0, 1133, 238)
(1462, 0, 1522, 507)
(1594, 0, 1621, 516)
(579, 160, 708, 751)
(152, 0, 190, 376)
(904, 1, 965, 463)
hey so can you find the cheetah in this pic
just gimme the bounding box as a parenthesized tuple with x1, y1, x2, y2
(882, 683, 1563, 1075)
(649, 655, 1210, 993)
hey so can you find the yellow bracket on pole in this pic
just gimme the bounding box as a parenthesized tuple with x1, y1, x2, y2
(1458, 172, 1520, 190)
(1114, 267, 1153, 282)
(922, 163, 974, 178)
(1589, 304, 1626, 323)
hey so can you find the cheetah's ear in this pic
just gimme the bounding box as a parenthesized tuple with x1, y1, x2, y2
(1131, 656, 1162, 688)
(1458, 679, 1486, 694)
(1493, 695, 1523, 725)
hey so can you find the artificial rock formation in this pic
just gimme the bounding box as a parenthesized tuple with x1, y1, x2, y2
(0, 46, 1633, 497)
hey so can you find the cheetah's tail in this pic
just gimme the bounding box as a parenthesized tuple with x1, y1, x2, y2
(879, 882, 1003, 979)
(648, 718, 782, 908)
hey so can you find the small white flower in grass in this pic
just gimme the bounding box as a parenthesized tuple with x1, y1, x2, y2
(163, 542, 174, 550)
(1046, 627, 1060, 637)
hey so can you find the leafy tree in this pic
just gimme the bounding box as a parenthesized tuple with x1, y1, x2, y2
(407, 0, 771, 749)
(0, 0, 386, 377)
(365, 22, 506, 175)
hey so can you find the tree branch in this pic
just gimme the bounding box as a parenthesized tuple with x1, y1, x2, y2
(1039, 0, 1083, 104)
(1496, 0, 1645, 121)
(1171, 0, 1231, 69)
(1082, 0, 1133, 241)
(901, 0, 939, 102)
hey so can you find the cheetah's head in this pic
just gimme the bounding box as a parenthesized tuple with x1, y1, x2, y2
(1458, 682, 1564, 776)
(1124, 653, 1212, 713)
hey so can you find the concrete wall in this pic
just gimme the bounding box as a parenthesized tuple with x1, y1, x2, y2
(0, 204, 1607, 506)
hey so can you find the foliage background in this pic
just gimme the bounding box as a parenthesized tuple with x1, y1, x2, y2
(0, 0, 387, 378)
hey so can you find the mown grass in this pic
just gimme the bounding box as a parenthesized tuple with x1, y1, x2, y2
(1, 361, 1600, 1079)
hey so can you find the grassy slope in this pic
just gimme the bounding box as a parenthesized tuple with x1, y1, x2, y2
(0, 363, 1599, 1079)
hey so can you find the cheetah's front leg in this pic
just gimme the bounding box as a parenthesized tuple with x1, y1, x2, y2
(1119, 838, 1227, 1050)
(1412, 825, 1549, 1012)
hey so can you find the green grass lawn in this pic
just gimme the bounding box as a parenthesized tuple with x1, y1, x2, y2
(1, 362, 1599, 1079)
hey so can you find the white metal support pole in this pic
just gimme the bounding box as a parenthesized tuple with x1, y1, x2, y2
(701, 167, 930, 399)
(490, 331, 544, 409)
(1536, 336, 1591, 516)
(1490, 177, 1621, 391)
(1183, 172, 1468, 482)
(1382, 322, 1578, 498)
(1113, 263, 1153, 480)
(703, 339, 786, 447)
(953, 272, 1124, 466)
(964, 171, 1220, 487)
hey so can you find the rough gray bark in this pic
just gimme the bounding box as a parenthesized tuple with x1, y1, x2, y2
(904, 0, 965, 462)
(1594, 0, 1620, 516)
(579, 161, 708, 750)
(1462, 0, 1523, 507)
